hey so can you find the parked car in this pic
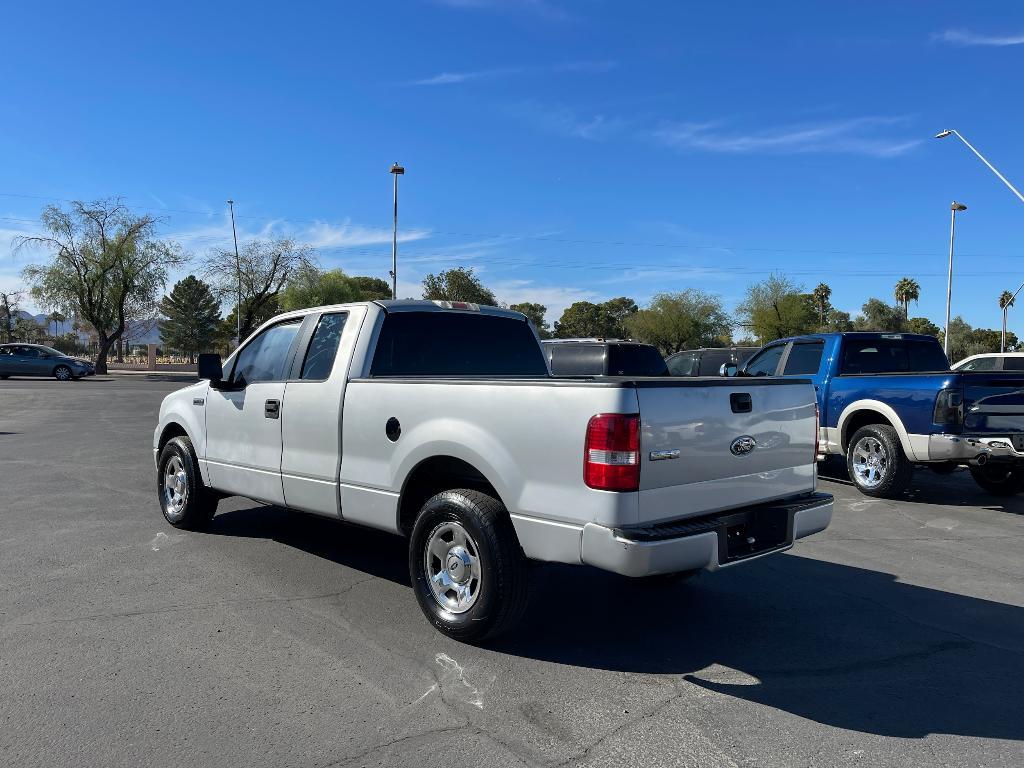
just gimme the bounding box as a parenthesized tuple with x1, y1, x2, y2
(542, 339, 669, 376)
(666, 346, 759, 377)
(952, 353, 1024, 372)
(154, 300, 832, 641)
(733, 332, 1024, 497)
(0, 344, 93, 380)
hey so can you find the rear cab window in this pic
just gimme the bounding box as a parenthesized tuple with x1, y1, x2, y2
(840, 337, 949, 374)
(371, 311, 548, 377)
(783, 341, 824, 376)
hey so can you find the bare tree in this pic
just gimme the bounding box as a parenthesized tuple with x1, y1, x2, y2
(0, 290, 26, 343)
(17, 199, 185, 373)
(203, 238, 315, 343)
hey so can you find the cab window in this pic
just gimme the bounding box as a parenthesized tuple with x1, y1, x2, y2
(744, 344, 786, 376)
(231, 320, 302, 384)
(783, 341, 824, 375)
(960, 357, 998, 371)
(300, 313, 348, 380)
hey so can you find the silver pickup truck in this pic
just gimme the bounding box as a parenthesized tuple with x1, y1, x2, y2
(154, 300, 832, 641)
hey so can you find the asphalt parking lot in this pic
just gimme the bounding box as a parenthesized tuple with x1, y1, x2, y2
(1, 375, 1023, 768)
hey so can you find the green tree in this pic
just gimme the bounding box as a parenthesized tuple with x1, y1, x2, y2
(422, 267, 498, 305)
(553, 297, 638, 339)
(509, 302, 551, 338)
(893, 278, 921, 319)
(906, 316, 940, 337)
(203, 238, 315, 344)
(999, 290, 1015, 350)
(18, 199, 184, 373)
(938, 315, 973, 363)
(280, 265, 361, 311)
(350, 276, 392, 300)
(159, 275, 221, 361)
(812, 283, 832, 325)
(625, 290, 731, 355)
(854, 298, 905, 332)
(823, 308, 854, 333)
(735, 274, 816, 342)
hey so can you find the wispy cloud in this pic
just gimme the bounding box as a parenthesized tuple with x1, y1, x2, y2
(652, 117, 921, 158)
(504, 100, 626, 140)
(934, 29, 1024, 47)
(409, 60, 615, 87)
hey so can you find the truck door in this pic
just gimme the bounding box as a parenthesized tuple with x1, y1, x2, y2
(205, 318, 303, 505)
(280, 307, 364, 516)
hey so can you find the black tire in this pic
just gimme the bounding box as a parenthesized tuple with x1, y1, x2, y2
(157, 436, 218, 529)
(969, 464, 1024, 496)
(53, 365, 73, 381)
(846, 424, 913, 498)
(409, 489, 530, 643)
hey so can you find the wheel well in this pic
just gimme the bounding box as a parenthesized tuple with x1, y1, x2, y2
(158, 422, 189, 452)
(842, 410, 894, 451)
(398, 456, 501, 537)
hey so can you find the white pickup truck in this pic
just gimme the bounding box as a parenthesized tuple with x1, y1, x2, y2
(154, 300, 832, 641)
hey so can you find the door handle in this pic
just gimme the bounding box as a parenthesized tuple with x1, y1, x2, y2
(264, 399, 280, 419)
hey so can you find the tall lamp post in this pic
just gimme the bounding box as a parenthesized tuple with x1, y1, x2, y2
(226, 199, 242, 346)
(944, 201, 968, 358)
(389, 162, 405, 300)
(935, 130, 1024, 204)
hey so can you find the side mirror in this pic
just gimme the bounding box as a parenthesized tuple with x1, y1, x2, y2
(197, 353, 224, 383)
(720, 363, 738, 377)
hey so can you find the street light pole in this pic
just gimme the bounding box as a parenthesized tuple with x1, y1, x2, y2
(935, 129, 1024, 205)
(227, 199, 242, 345)
(945, 201, 967, 358)
(389, 162, 405, 300)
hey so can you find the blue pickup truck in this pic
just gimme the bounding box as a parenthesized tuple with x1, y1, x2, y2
(728, 332, 1024, 497)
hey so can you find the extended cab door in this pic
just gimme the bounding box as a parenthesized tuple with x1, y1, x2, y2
(205, 318, 303, 504)
(279, 306, 365, 516)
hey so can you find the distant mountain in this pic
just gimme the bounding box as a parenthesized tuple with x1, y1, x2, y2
(13, 311, 161, 344)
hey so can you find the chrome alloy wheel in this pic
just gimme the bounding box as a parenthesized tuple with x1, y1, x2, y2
(424, 521, 482, 614)
(852, 436, 888, 489)
(163, 454, 189, 518)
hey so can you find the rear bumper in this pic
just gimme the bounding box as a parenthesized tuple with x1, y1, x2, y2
(581, 492, 833, 578)
(928, 434, 1024, 463)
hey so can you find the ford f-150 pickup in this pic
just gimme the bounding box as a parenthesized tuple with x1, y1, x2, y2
(730, 332, 1024, 497)
(154, 300, 832, 641)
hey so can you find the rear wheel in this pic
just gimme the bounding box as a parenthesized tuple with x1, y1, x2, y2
(846, 424, 913, 498)
(409, 489, 530, 643)
(157, 436, 218, 528)
(53, 365, 72, 381)
(969, 464, 1024, 496)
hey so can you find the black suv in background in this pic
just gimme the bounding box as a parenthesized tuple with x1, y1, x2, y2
(542, 339, 669, 376)
(666, 347, 759, 377)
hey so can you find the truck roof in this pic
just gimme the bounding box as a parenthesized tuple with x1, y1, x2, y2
(373, 299, 526, 320)
(769, 331, 939, 345)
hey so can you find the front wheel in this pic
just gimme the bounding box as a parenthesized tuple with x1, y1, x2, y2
(409, 489, 530, 643)
(969, 464, 1024, 496)
(157, 436, 218, 528)
(846, 424, 913, 498)
(53, 365, 73, 381)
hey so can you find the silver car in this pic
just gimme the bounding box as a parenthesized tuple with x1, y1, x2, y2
(0, 344, 94, 380)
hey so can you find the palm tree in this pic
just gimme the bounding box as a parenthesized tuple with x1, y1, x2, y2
(47, 311, 66, 339)
(812, 283, 832, 325)
(894, 278, 921, 319)
(999, 290, 1016, 352)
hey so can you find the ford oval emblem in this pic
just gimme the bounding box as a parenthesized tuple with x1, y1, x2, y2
(730, 436, 757, 456)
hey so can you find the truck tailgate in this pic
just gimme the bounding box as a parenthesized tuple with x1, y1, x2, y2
(963, 374, 1024, 434)
(635, 379, 817, 524)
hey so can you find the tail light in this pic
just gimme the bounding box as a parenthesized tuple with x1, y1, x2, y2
(814, 403, 820, 460)
(584, 413, 640, 491)
(933, 389, 963, 428)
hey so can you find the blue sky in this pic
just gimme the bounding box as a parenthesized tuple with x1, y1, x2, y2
(3, 1, 1024, 332)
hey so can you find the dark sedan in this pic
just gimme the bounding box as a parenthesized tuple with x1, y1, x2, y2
(0, 344, 94, 381)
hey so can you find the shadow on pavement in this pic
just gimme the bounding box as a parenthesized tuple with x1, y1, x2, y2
(203, 502, 1024, 742)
